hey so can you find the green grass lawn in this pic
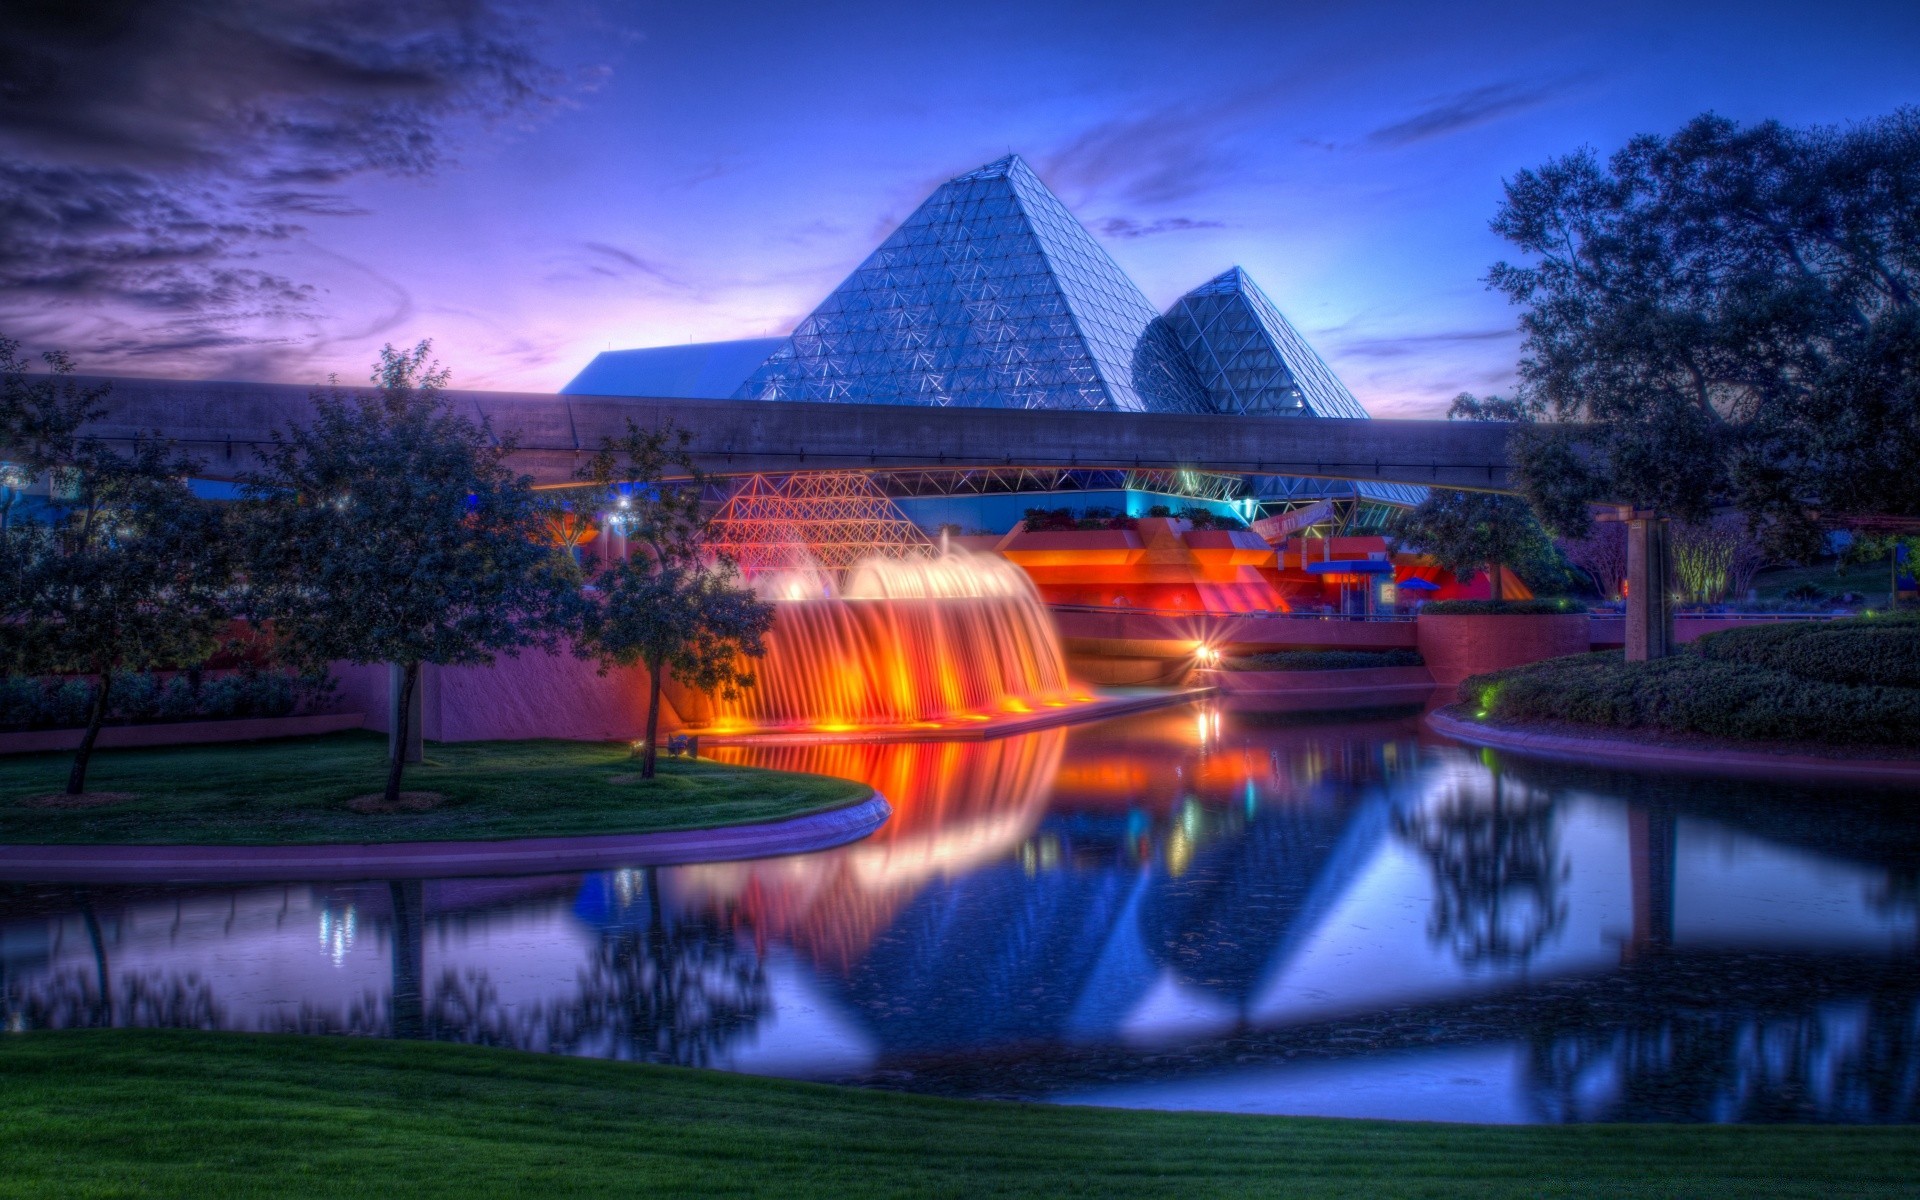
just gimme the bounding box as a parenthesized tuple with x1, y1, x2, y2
(0, 1031, 1911, 1198)
(0, 732, 868, 844)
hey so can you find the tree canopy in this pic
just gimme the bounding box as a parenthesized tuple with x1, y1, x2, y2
(1390, 489, 1564, 602)
(1488, 109, 1920, 549)
(0, 337, 232, 794)
(241, 342, 578, 803)
(571, 422, 773, 779)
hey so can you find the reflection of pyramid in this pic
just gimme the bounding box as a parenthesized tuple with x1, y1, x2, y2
(735, 155, 1207, 413)
(1160, 267, 1371, 418)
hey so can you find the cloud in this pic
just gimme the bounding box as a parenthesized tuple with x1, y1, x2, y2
(1038, 84, 1292, 207)
(1094, 216, 1225, 239)
(1333, 327, 1519, 358)
(0, 0, 557, 368)
(1365, 79, 1572, 148)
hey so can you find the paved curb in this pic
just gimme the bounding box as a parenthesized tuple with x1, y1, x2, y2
(0, 792, 892, 885)
(1425, 709, 1920, 789)
(698, 689, 1212, 747)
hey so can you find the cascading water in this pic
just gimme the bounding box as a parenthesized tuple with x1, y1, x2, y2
(705, 548, 1077, 732)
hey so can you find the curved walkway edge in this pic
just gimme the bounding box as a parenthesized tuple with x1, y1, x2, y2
(1425, 709, 1920, 789)
(0, 792, 893, 885)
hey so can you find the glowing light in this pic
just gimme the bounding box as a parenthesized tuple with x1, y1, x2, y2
(317, 905, 356, 966)
(710, 548, 1073, 733)
(1192, 642, 1221, 666)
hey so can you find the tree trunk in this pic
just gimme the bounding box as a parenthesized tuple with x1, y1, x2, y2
(642, 651, 665, 780)
(66, 669, 113, 796)
(385, 662, 419, 804)
(1488, 564, 1508, 603)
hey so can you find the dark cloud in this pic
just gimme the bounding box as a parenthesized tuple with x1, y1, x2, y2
(542, 241, 686, 292)
(0, 0, 555, 359)
(1364, 79, 1571, 148)
(1094, 216, 1225, 239)
(1334, 326, 1519, 357)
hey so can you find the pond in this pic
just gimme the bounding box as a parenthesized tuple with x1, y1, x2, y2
(4, 700, 1916, 1124)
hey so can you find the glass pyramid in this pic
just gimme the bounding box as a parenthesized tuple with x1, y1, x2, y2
(734, 155, 1208, 413)
(1160, 267, 1372, 419)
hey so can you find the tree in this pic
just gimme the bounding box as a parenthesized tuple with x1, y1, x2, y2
(1488, 110, 1920, 551)
(241, 342, 579, 804)
(572, 422, 773, 779)
(1558, 521, 1628, 602)
(0, 338, 232, 795)
(1390, 489, 1565, 601)
(1670, 515, 1768, 605)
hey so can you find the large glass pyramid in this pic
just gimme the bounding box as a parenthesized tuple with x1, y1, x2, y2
(1160, 267, 1371, 419)
(734, 155, 1208, 413)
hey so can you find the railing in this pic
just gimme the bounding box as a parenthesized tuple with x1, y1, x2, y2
(1053, 604, 1847, 623)
(1049, 604, 1413, 622)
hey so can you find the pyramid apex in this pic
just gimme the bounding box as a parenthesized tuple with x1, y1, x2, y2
(950, 154, 1035, 184)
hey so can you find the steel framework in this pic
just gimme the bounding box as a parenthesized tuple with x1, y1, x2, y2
(703, 473, 933, 574)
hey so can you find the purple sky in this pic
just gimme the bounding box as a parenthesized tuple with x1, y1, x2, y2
(5, 0, 1918, 416)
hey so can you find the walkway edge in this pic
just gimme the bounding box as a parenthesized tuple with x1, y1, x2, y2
(0, 792, 892, 885)
(1425, 708, 1920, 789)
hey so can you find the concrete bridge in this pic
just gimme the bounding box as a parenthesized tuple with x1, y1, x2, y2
(62, 375, 1518, 492)
(52, 374, 1681, 661)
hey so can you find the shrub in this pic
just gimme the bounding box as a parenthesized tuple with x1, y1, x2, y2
(1464, 645, 1920, 748)
(154, 676, 198, 722)
(50, 679, 95, 727)
(1420, 598, 1582, 616)
(0, 670, 329, 730)
(111, 673, 160, 721)
(1228, 649, 1424, 671)
(1694, 613, 1920, 689)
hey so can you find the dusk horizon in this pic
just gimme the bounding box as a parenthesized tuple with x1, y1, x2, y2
(6, 0, 1919, 417)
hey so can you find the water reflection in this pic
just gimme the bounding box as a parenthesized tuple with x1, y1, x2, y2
(3, 701, 1917, 1123)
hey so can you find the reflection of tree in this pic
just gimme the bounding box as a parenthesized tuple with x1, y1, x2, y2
(1528, 995, 1920, 1122)
(9, 965, 223, 1031)
(1395, 775, 1567, 970)
(421, 871, 769, 1067)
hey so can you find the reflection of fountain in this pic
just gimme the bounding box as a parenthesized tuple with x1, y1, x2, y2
(701, 549, 1074, 733)
(691, 730, 1065, 971)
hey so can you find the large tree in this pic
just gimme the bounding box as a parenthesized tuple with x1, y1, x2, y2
(241, 342, 578, 804)
(571, 423, 773, 779)
(1390, 488, 1564, 602)
(0, 338, 232, 795)
(1488, 109, 1920, 551)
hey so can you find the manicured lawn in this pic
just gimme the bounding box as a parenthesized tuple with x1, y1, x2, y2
(0, 732, 868, 844)
(0, 1032, 1912, 1198)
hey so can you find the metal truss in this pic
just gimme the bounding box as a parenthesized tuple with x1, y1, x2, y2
(868, 466, 1246, 503)
(703, 472, 933, 574)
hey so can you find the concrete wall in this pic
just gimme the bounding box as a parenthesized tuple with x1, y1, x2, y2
(333, 646, 675, 744)
(1417, 613, 1591, 692)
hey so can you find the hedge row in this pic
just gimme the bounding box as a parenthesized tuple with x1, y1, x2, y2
(0, 671, 330, 732)
(1694, 613, 1920, 689)
(1226, 649, 1424, 672)
(1419, 599, 1582, 616)
(1464, 648, 1920, 748)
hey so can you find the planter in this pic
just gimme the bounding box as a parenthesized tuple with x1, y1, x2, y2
(1416, 612, 1590, 692)
(0, 712, 365, 756)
